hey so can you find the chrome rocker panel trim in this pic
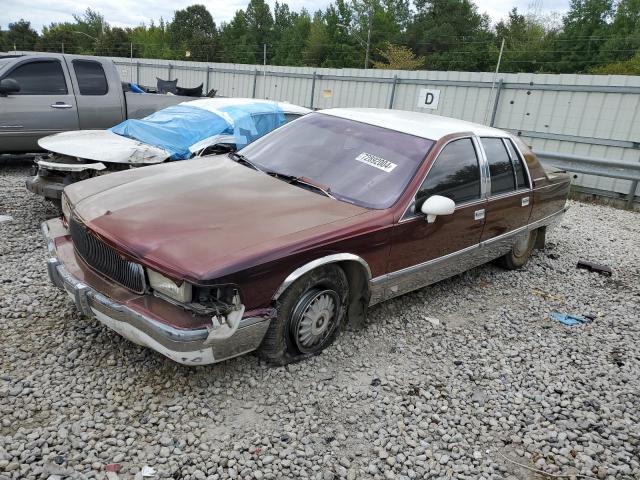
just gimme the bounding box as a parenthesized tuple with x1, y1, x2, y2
(42, 221, 271, 365)
(369, 208, 567, 304)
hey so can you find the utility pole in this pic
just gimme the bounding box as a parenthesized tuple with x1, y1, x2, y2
(263, 43, 267, 98)
(61, 42, 64, 54)
(484, 38, 505, 125)
(130, 43, 134, 82)
(364, 4, 372, 69)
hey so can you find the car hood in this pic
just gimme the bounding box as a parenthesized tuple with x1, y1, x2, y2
(66, 156, 369, 281)
(38, 130, 171, 164)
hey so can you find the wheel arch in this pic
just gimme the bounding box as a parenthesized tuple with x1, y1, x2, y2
(272, 254, 372, 328)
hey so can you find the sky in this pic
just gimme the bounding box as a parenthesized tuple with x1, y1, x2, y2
(1, 0, 570, 33)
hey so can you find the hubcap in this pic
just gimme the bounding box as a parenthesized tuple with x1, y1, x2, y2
(513, 233, 531, 257)
(290, 289, 340, 354)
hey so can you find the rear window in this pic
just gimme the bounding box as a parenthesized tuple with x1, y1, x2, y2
(73, 60, 108, 95)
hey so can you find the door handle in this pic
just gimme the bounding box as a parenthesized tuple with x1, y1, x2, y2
(474, 209, 485, 220)
(50, 103, 73, 109)
(521, 196, 530, 207)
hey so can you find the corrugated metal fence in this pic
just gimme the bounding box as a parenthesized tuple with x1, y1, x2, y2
(112, 56, 640, 203)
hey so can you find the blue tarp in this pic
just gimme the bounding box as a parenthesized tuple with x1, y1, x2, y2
(109, 102, 285, 160)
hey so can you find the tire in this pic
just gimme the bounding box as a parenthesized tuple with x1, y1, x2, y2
(258, 264, 349, 365)
(496, 229, 538, 270)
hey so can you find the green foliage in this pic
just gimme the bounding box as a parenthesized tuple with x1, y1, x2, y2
(5, 19, 39, 51)
(38, 23, 80, 53)
(407, 0, 496, 71)
(170, 5, 217, 61)
(554, 0, 614, 71)
(494, 9, 560, 72)
(372, 43, 425, 69)
(130, 20, 174, 60)
(245, 0, 274, 49)
(271, 9, 312, 66)
(219, 11, 257, 63)
(591, 50, 640, 73)
(2, 0, 639, 75)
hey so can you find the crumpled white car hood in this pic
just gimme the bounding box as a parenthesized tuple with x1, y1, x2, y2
(38, 130, 171, 165)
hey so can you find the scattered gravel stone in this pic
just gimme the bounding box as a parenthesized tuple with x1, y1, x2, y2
(0, 159, 639, 479)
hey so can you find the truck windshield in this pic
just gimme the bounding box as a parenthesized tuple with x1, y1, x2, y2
(239, 113, 434, 209)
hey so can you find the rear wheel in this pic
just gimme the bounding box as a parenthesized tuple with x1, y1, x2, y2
(496, 229, 538, 270)
(258, 265, 348, 365)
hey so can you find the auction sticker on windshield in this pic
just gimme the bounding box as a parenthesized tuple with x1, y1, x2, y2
(355, 152, 397, 173)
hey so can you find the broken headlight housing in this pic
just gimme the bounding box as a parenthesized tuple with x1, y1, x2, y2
(147, 269, 193, 303)
(190, 284, 242, 316)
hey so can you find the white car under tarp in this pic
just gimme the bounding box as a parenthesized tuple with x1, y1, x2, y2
(27, 98, 310, 202)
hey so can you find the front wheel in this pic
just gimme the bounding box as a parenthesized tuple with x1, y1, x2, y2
(258, 265, 348, 365)
(496, 229, 538, 270)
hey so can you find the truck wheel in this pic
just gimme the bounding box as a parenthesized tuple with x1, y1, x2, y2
(258, 265, 348, 365)
(496, 229, 538, 270)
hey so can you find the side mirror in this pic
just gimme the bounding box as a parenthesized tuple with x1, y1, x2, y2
(0, 78, 20, 97)
(420, 195, 455, 223)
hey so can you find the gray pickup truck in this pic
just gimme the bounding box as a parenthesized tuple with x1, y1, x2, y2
(0, 53, 194, 153)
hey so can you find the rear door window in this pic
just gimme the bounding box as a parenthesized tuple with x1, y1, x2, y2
(72, 60, 108, 95)
(504, 139, 529, 189)
(417, 138, 481, 206)
(481, 137, 515, 196)
(4, 60, 68, 95)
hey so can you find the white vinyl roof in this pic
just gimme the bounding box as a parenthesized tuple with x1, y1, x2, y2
(320, 108, 508, 141)
(185, 98, 311, 116)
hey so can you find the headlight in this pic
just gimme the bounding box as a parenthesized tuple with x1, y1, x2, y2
(61, 193, 71, 222)
(147, 269, 192, 303)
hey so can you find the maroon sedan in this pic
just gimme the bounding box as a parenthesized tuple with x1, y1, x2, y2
(43, 109, 570, 365)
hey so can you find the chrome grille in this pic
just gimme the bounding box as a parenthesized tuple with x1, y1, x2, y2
(69, 217, 146, 294)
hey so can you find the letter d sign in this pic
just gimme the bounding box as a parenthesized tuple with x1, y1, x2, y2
(417, 88, 440, 110)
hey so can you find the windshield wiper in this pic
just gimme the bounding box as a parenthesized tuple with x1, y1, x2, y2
(228, 152, 262, 172)
(266, 170, 335, 199)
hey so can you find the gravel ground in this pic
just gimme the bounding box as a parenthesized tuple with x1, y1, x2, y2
(1, 158, 639, 480)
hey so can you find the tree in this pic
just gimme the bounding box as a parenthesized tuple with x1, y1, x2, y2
(0, 26, 7, 51)
(372, 42, 425, 69)
(407, 0, 496, 71)
(591, 50, 640, 73)
(352, 0, 411, 66)
(302, 11, 331, 66)
(307, 1, 361, 68)
(555, 0, 614, 72)
(596, 0, 640, 66)
(170, 5, 217, 61)
(131, 20, 174, 60)
(271, 9, 312, 66)
(494, 9, 559, 72)
(38, 23, 82, 53)
(97, 27, 136, 57)
(218, 11, 256, 63)
(245, 0, 274, 56)
(5, 20, 39, 51)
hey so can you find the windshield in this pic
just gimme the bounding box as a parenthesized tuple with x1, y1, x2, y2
(239, 113, 434, 209)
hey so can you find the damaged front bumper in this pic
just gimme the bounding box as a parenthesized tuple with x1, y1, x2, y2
(42, 218, 272, 365)
(26, 175, 65, 201)
(26, 159, 107, 201)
